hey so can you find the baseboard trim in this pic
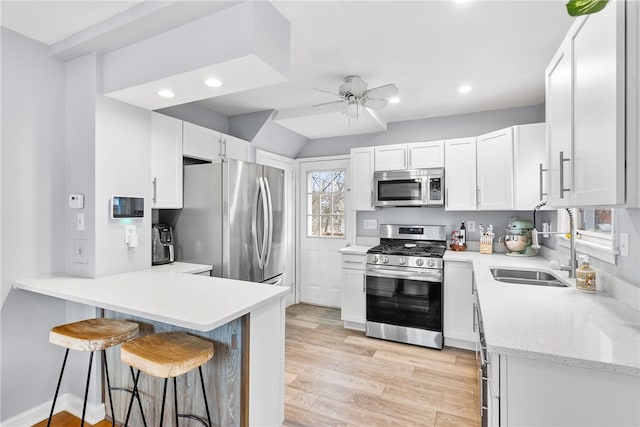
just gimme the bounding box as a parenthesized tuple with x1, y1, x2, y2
(0, 393, 105, 427)
(444, 337, 477, 351)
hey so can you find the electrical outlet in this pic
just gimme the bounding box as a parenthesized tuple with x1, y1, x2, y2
(467, 221, 476, 232)
(73, 239, 88, 264)
(620, 233, 629, 257)
(364, 219, 378, 230)
(542, 223, 550, 238)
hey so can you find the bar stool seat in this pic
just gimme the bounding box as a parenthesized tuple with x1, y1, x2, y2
(121, 332, 214, 427)
(47, 318, 139, 427)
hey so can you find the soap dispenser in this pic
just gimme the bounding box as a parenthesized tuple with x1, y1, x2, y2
(575, 255, 596, 293)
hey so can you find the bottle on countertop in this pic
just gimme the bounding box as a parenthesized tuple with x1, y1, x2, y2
(459, 222, 466, 246)
(575, 255, 596, 293)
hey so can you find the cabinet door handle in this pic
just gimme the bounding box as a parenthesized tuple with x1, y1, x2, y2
(446, 187, 449, 208)
(370, 190, 373, 207)
(539, 163, 548, 200)
(218, 137, 222, 159)
(473, 303, 477, 333)
(152, 177, 157, 204)
(362, 275, 366, 293)
(343, 260, 362, 264)
(223, 139, 227, 160)
(559, 151, 571, 198)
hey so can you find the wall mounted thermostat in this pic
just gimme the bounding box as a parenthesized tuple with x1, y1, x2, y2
(111, 196, 144, 219)
(69, 194, 84, 209)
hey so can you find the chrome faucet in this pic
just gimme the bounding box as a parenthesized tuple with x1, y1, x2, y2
(531, 208, 577, 278)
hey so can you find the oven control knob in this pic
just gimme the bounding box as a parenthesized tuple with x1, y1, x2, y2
(427, 259, 436, 268)
(371, 255, 379, 263)
(381, 256, 389, 264)
(415, 258, 424, 266)
(398, 257, 406, 265)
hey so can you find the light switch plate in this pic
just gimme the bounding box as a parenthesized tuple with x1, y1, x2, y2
(364, 219, 378, 230)
(467, 221, 476, 232)
(69, 194, 84, 209)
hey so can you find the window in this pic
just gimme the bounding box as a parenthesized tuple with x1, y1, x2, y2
(557, 208, 617, 264)
(306, 169, 345, 237)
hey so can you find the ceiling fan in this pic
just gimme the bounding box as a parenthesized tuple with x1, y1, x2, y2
(314, 75, 399, 119)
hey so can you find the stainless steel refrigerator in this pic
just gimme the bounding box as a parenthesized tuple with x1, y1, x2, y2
(174, 160, 285, 285)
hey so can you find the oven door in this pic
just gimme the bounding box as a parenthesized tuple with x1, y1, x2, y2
(365, 266, 442, 332)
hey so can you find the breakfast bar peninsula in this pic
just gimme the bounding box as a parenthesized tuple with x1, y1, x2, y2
(14, 262, 288, 426)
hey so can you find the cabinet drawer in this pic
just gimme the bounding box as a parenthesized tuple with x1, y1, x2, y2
(341, 254, 367, 270)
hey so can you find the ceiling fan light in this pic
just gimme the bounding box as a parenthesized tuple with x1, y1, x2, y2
(343, 102, 359, 119)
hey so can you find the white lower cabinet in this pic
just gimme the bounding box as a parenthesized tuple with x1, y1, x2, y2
(498, 355, 640, 426)
(443, 261, 476, 349)
(340, 253, 366, 330)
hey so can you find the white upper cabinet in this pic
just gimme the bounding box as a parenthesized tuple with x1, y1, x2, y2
(350, 147, 375, 211)
(374, 144, 407, 170)
(513, 123, 546, 209)
(151, 112, 183, 209)
(477, 127, 514, 210)
(476, 124, 545, 211)
(444, 137, 477, 211)
(183, 122, 250, 163)
(222, 134, 250, 162)
(374, 141, 444, 171)
(408, 140, 445, 169)
(545, 0, 626, 207)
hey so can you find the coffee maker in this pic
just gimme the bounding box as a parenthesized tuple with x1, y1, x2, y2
(152, 224, 174, 265)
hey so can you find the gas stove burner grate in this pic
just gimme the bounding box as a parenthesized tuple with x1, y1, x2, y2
(367, 243, 446, 258)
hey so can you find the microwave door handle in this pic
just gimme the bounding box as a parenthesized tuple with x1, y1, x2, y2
(253, 180, 264, 270)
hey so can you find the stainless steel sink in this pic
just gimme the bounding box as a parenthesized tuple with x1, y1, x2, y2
(490, 268, 568, 287)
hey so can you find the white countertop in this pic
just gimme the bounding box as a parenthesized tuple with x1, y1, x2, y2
(14, 262, 289, 332)
(338, 245, 372, 255)
(444, 251, 640, 376)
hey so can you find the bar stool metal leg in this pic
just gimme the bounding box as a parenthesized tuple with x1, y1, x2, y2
(47, 348, 70, 427)
(80, 351, 94, 426)
(102, 350, 115, 427)
(123, 368, 147, 427)
(173, 377, 179, 427)
(159, 378, 168, 427)
(199, 366, 213, 427)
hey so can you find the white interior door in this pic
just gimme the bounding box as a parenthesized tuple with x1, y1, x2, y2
(298, 158, 350, 308)
(256, 150, 296, 307)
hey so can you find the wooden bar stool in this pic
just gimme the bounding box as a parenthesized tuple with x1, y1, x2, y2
(121, 331, 214, 427)
(47, 318, 139, 427)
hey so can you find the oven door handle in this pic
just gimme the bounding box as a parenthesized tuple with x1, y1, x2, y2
(366, 268, 442, 282)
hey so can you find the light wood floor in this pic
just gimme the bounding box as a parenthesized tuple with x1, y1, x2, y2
(35, 304, 479, 427)
(33, 411, 113, 427)
(283, 304, 480, 427)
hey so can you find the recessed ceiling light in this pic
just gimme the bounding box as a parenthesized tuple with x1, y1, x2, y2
(458, 84, 472, 94)
(204, 78, 222, 88)
(157, 89, 175, 98)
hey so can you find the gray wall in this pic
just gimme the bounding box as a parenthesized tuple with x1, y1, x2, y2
(157, 102, 229, 134)
(1, 28, 69, 421)
(298, 104, 545, 158)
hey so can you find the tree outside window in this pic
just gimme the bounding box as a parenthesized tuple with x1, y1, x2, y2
(307, 169, 345, 237)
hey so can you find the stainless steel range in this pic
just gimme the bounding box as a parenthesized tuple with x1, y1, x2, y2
(366, 224, 446, 349)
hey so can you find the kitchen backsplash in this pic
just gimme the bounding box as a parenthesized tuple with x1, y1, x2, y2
(356, 207, 532, 243)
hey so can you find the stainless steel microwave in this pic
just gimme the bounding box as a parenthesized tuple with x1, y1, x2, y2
(373, 168, 444, 207)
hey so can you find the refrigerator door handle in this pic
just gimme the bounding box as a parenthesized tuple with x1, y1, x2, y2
(263, 176, 274, 267)
(253, 178, 265, 269)
(258, 177, 269, 268)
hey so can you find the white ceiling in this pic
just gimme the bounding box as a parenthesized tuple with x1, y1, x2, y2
(1, 0, 574, 139)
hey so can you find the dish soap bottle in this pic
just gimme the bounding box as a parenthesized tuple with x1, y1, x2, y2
(459, 222, 466, 246)
(575, 255, 596, 293)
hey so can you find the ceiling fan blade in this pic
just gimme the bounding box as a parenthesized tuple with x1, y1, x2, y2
(313, 100, 345, 108)
(365, 83, 399, 100)
(314, 88, 344, 99)
(362, 98, 388, 110)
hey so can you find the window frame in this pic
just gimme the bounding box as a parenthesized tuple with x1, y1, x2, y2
(305, 168, 346, 239)
(557, 208, 618, 264)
